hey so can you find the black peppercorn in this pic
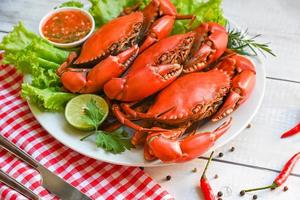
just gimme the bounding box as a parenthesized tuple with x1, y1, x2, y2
(240, 190, 245, 196)
(217, 191, 223, 197)
(253, 194, 258, 199)
(166, 175, 171, 181)
(283, 186, 288, 191)
(218, 152, 224, 157)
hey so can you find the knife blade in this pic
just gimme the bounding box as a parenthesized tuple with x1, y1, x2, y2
(0, 135, 91, 200)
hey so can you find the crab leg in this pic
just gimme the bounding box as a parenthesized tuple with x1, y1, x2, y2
(140, 0, 195, 52)
(112, 104, 166, 132)
(147, 118, 232, 163)
(57, 45, 139, 93)
(144, 123, 193, 160)
(120, 103, 175, 120)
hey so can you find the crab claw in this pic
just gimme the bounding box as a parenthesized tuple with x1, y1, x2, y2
(184, 22, 228, 73)
(58, 45, 139, 93)
(104, 63, 182, 101)
(139, 15, 175, 52)
(147, 118, 232, 163)
(212, 55, 256, 121)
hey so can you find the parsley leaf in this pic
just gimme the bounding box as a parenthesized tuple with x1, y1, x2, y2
(80, 99, 132, 154)
(96, 128, 133, 154)
(81, 99, 104, 130)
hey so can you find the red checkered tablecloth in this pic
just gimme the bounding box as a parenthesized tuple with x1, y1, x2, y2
(0, 60, 173, 200)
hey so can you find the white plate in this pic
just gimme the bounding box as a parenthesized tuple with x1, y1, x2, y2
(27, 55, 265, 167)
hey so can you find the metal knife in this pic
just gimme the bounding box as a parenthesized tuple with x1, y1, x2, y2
(0, 134, 91, 200)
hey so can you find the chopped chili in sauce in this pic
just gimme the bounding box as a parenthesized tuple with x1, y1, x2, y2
(42, 10, 92, 44)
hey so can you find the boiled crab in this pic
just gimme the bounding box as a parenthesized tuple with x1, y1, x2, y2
(104, 32, 195, 101)
(112, 53, 256, 162)
(104, 22, 228, 102)
(56, 0, 194, 93)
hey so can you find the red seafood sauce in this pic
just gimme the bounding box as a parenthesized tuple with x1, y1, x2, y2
(42, 10, 92, 44)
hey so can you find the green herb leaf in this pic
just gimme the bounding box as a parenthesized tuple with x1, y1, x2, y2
(81, 99, 105, 130)
(96, 128, 133, 154)
(228, 28, 276, 57)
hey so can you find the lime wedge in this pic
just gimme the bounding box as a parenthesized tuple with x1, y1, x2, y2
(65, 94, 109, 131)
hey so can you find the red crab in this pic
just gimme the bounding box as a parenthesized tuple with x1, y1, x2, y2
(56, 0, 194, 93)
(112, 53, 255, 162)
(104, 22, 228, 102)
(104, 32, 195, 101)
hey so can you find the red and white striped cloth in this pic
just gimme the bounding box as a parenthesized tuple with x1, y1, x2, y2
(0, 59, 173, 200)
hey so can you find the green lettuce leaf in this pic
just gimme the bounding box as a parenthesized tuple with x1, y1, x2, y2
(88, 0, 136, 27)
(172, 0, 227, 34)
(0, 22, 39, 53)
(2, 37, 68, 74)
(3, 44, 61, 74)
(0, 23, 74, 111)
(22, 84, 76, 111)
(26, 38, 69, 64)
(88, 0, 226, 31)
(55, 0, 84, 9)
(31, 68, 61, 89)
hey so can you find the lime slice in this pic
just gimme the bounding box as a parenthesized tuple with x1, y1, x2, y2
(65, 94, 109, 131)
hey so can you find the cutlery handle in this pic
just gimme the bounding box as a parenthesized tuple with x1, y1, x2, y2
(0, 169, 40, 200)
(0, 135, 38, 168)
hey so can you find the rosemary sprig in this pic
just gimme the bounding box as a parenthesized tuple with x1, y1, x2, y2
(227, 28, 276, 57)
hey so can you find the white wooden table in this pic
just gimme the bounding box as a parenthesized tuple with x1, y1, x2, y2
(1, 0, 300, 199)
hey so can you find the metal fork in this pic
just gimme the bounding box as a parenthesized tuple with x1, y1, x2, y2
(0, 169, 39, 200)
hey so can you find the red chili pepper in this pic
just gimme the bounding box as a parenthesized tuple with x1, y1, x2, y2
(274, 152, 300, 186)
(242, 152, 300, 193)
(281, 122, 300, 138)
(200, 151, 216, 200)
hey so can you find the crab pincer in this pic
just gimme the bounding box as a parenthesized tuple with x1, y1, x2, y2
(57, 45, 139, 93)
(183, 22, 228, 73)
(104, 32, 195, 102)
(146, 118, 232, 163)
(212, 54, 256, 121)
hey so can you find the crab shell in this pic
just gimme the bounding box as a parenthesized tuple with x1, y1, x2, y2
(74, 12, 144, 66)
(103, 32, 196, 102)
(147, 70, 231, 125)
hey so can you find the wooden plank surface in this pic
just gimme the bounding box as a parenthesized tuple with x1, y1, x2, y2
(1, 0, 300, 200)
(223, 0, 300, 82)
(210, 79, 300, 174)
(145, 159, 300, 200)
